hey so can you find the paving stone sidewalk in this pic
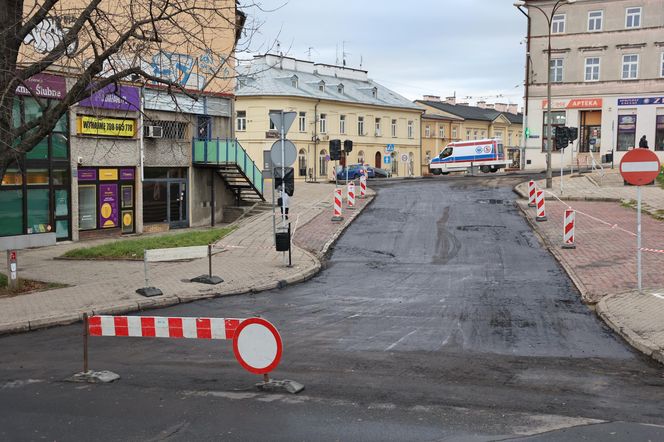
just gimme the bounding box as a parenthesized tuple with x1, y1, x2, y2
(0, 181, 375, 335)
(516, 172, 664, 364)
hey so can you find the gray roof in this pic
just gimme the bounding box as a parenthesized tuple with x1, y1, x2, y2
(417, 100, 523, 125)
(422, 112, 464, 121)
(237, 56, 423, 111)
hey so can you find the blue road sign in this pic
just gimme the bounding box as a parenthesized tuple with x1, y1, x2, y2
(386, 144, 395, 152)
(384, 155, 392, 164)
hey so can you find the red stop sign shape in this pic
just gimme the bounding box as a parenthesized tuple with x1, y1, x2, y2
(620, 148, 661, 186)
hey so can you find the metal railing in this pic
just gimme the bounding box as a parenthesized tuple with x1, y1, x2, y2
(192, 138, 263, 195)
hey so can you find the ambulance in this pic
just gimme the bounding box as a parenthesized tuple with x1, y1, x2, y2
(429, 139, 511, 175)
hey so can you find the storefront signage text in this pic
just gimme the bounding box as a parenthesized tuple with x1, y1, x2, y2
(78, 116, 136, 137)
(15, 73, 67, 100)
(541, 98, 603, 109)
(120, 169, 135, 180)
(618, 97, 664, 106)
(99, 169, 119, 181)
(78, 169, 98, 181)
(78, 84, 140, 111)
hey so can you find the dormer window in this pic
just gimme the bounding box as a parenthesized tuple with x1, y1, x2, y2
(291, 75, 298, 88)
(372, 87, 378, 98)
(337, 83, 344, 94)
(318, 80, 325, 92)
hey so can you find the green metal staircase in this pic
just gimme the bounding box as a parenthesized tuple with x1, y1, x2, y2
(192, 138, 265, 203)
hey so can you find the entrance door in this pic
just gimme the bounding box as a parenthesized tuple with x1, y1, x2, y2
(375, 151, 381, 168)
(579, 111, 602, 153)
(169, 182, 187, 228)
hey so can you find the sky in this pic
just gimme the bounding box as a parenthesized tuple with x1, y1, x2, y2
(239, 0, 528, 107)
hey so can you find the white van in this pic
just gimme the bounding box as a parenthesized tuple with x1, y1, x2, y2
(429, 139, 511, 175)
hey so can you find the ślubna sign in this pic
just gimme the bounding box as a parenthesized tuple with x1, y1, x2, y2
(15, 73, 67, 100)
(77, 116, 136, 137)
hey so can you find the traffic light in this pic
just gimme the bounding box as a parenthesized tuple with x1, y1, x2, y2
(329, 139, 341, 160)
(524, 127, 530, 138)
(274, 167, 294, 196)
(568, 127, 578, 143)
(554, 126, 569, 150)
(344, 139, 353, 153)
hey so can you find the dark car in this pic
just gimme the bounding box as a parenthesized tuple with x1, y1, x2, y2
(367, 166, 390, 178)
(336, 164, 367, 180)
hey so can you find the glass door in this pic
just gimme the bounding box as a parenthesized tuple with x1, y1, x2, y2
(168, 182, 188, 228)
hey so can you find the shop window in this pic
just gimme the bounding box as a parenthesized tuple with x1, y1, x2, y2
(1, 168, 23, 186)
(55, 220, 69, 239)
(143, 182, 168, 223)
(0, 190, 23, 235)
(52, 133, 68, 158)
(52, 169, 68, 185)
(27, 169, 49, 185)
(27, 189, 50, 233)
(655, 115, 664, 151)
(26, 138, 48, 160)
(54, 189, 68, 217)
(617, 115, 637, 151)
(542, 111, 566, 152)
(78, 185, 97, 230)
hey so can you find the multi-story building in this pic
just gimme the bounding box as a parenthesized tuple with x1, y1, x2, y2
(518, 0, 664, 170)
(235, 54, 423, 180)
(415, 96, 524, 171)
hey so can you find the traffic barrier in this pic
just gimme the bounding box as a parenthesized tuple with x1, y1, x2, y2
(528, 180, 536, 207)
(332, 188, 343, 221)
(536, 190, 547, 222)
(359, 175, 367, 199)
(562, 208, 575, 249)
(77, 314, 290, 387)
(347, 182, 356, 209)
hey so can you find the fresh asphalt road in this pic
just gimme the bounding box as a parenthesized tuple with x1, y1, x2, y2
(2, 176, 664, 441)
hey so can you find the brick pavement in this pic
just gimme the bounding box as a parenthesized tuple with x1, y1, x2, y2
(517, 175, 664, 364)
(0, 180, 375, 334)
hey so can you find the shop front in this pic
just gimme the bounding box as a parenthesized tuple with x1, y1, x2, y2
(77, 167, 136, 235)
(142, 168, 189, 229)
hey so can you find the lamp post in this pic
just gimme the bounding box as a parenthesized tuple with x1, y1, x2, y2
(514, 0, 575, 189)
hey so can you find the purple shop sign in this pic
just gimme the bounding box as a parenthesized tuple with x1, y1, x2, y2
(15, 73, 67, 100)
(78, 169, 98, 181)
(78, 84, 140, 111)
(99, 184, 119, 229)
(120, 168, 135, 180)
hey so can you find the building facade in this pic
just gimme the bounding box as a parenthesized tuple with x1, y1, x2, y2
(416, 96, 524, 171)
(520, 0, 664, 170)
(235, 55, 423, 180)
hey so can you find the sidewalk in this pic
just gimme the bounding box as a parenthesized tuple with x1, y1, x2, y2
(516, 170, 664, 363)
(0, 181, 375, 334)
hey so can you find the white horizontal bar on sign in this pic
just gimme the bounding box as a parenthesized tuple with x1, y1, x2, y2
(621, 161, 659, 172)
(145, 246, 208, 262)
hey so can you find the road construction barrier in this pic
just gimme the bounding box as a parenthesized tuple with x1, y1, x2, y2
(82, 314, 283, 379)
(332, 188, 343, 221)
(563, 209, 576, 249)
(528, 180, 536, 207)
(359, 175, 367, 199)
(347, 182, 356, 209)
(536, 190, 547, 222)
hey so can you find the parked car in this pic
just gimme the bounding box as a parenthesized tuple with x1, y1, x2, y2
(366, 166, 390, 178)
(336, 164, 367, 180)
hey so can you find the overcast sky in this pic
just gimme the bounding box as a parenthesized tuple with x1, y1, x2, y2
(240, 0, 527, 106)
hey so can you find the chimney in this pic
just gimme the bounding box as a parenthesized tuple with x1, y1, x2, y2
(458, 102, 469, 106)
(486, 104, 495, 109)
(508, 104, 518, 114)
(423, 95, 441, 102)
(445, 96, 456, 105)
(494, 103, 507, 112)
(476, 101, 486, 109)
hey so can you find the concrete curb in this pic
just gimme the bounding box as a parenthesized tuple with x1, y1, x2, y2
(513, 181, 621, 203)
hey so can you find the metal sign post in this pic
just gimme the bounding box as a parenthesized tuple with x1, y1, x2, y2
(560, 147, 564, 195)
(637, 185, 642, 293)
(6, 250, 18, 290)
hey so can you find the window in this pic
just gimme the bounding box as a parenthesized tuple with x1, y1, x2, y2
(358, 150, 365, 164)
(318, 81, 325, 92)
(439, 126, 445, 138)
(319, 149, 328, 176)
(508, 131, 513, 145)
(298, 112, 306, 132)
(236, 111, 246, 131)
(268, 109, 281, 130)
(588, 10, 603, 32)
(391, 119, 397, 137)
(147, 120, 187, 139)
(337, 84, 344, 94)
(358, 116, 365, 136)
(452, 126, 458, 139)
(617, 114, 637, 151)
(626, 7, 641, 28)
(340, 115, 346, 134)
(407, 121, 414, 139)
(298, 149, 307, 177)
(319, 113, 327, 133)
(425, 125, 431, 138)
(542, 111, 566, 152)
(622, 54, 639, 80)
(550, 58, 564, 83)
(466, 129, 471, 140)
(291, 75, 299, 88)
(656, 115, 664, 151)
(375, 118, 381, 136)
(473, 130, 478, 140)
(551, 14, 565, 33)
(585, 57, 600, 81)
(494, 130, 501, 140)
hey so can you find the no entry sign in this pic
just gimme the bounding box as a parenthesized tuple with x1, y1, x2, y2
(620, 148, 660, 186)
(233, 318, 282, 375)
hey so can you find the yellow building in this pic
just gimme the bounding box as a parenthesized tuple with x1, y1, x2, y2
(236, 55, 423, 180)
(416, 96, 524, 169)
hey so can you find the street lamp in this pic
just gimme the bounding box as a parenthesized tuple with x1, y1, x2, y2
(514, 0, 576, 189)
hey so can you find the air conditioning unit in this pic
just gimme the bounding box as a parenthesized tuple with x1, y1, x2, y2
(146, 125, 163, 138)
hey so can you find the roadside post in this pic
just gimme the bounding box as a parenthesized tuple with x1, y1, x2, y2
(6, 250, 17, 290)
(190, 244, 224, 285)
(0, 233, 56, 290)
(619, 148, 660, 294)
(562, 209, 576, 249)
(528, 180, 537, 207)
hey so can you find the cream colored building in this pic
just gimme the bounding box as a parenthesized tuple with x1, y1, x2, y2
(519, 0, 664, 170)
(236, 54, 423, 180)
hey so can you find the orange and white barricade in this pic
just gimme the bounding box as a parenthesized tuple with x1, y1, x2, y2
(528, 180, 536, 207)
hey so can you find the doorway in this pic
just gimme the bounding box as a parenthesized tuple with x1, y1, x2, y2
(375, 151, 381, 168)
(169, 182, 187, 228)
(579, 111, 602, 153)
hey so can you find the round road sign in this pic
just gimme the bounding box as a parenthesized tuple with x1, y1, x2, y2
(619, 148, 660, 186)
(400, 153, 409, 163)
(270, 140, 297, 167)
(232, 318, 282, 374)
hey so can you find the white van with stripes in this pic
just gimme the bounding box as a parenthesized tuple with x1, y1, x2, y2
(429, 139, 511, 175)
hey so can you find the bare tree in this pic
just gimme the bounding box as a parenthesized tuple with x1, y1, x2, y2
(0, 0, 254, 181)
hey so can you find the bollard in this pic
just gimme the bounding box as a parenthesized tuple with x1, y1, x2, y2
(359, 175, 367, 199)
(347, 182, 356, 209)
(528, 180, 536, 207)
(562, 208, 576, 249)
(332, 188, 343, 221)
(535, 190, 547, 222)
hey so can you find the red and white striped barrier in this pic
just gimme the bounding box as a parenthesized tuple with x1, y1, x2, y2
(562, 208, 575, 249)
(359, 175, 367, 198)
(528, 180, 536, 207)
(536, 190, 547, 222)
(332, 188, 343, 221)
(347, 182, 356, 209)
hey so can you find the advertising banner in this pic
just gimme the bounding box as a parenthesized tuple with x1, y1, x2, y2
(618, 97, 664, 106)
(78, 116, 136, 137)
(15, 73, 67, 100)
(99, 184, 118, 228)
(78, 169, 98, 181)
(78, 84, 140, 111)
